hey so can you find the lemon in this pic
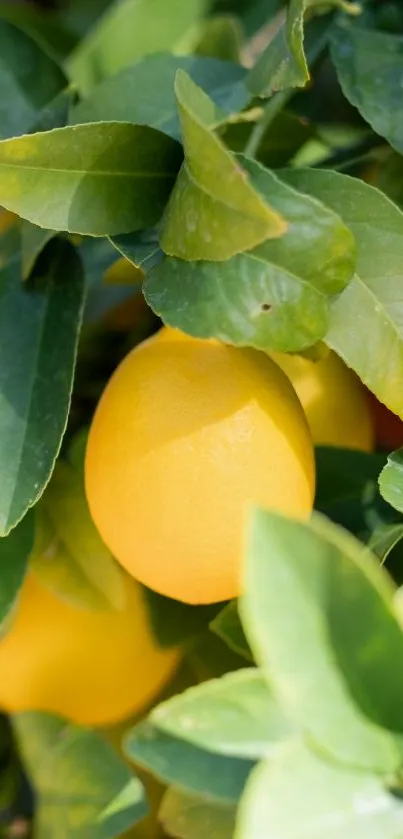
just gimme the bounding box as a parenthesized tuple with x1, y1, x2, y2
(85, 329, 315, 604)
(269, 349, 374, 452)
(0, 554, 178, 726)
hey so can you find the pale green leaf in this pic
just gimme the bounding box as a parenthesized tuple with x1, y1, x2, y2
(151, 668, 295, 759)
(282, 169, 403, 417)
(379, 450, 403, 514)
(236, 742, 403, 839)
(160, 70, 286, 261)
(240, 509, 403, 772)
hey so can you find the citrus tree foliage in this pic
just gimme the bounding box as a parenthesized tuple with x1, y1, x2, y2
(2, 0, 403, 837)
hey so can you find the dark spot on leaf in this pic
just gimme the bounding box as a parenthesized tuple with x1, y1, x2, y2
(261, 303, 272, 312)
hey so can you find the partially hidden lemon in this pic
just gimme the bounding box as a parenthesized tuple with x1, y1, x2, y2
(0, 570, 179, 726)
(85, 328, 315, 604)
(269, 348, 374, 452)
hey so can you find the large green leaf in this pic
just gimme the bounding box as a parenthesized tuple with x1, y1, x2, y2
(0, 123, 182, 237)
(72, 54, 248, 141)
(0, 19, 67, 140)
(14, 712, 147, 838)
(0, 241, 85, 535)
(235, 742, 403, 839)
(146, 156, 355, 351)
(0, 510, 33, 628)
(160, 787, 236, 839)
(31, 459, 126, 612)
(331, 22, 403, 155)
(379, 450, 403, 515)
(124, 721, 254, 803)
(282, 169, 403, 417)
(151, 668, 295, 759)
(240, 509, 403, 772)
(160, 71, 286, 261)
(67, 0, 207, 94)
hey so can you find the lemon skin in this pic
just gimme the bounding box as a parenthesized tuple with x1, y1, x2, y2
(85, 329, 315, 605)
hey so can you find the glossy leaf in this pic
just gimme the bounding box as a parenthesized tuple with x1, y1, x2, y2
(0, 123, 182, 237)
(331, 22, 403, 155)
(31, 460, 126, 612)
(0, 510, 33, 628)
(379, 450, 403, 514)
(0, 241, 85, 535)
(240, 509, 403, 772)
(160, 71, 286, 261)
(124, 721, 254, 803)
(68, 0, 207, 94)
(282, 169, 403, 417)
(160, 787, 236, 839)
(211, 601, 253, 662)
(236, 742, 403, 839)
(72, 53, 248, 141)
(0, 19, 67, 140)
(14, 712, 147, 838)
(314, 447, 394, 539)
(147, 157, 355, 351)
(151, 668, 295, 759)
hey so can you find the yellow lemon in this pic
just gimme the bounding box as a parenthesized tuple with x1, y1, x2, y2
(85, 329, 315, 604)
(0, 570, 178, 727)
(269, 348, 374, 451)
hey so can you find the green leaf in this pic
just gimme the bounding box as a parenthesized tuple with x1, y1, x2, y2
(160, 70, 286, 261)
(147, 157, 355, 351)
(0, 19, 67, 140)
(186, 630, 248, 683)
(193, 14, 243, 62)
(240, 509, 403, 772)
(368, 523, 403, 565)
(124, 721, 254, 803)
(160, 787, 236, 839)
(211, 601, 253, 662)
(71, 53, 248, 141)
(142, 588, 221, 649)
(0, 240, 85, 535)
(246, 0, 352, 97)
(0, 1, 77, 59)
(314, 447, 394, 539)
(0, 123, 182, 237)
(31, 459, 126, 612)
(379, 450, 403, 514)
(109, 230, 162, 275)
(21, 224, 56, 281)
(223, 110, 314, 168)
(281, 169, 403, 417)
(235, 741, 403, 839)
(331, 22, 403, 155)
(14, 711, 147, 838)
(151, 668, 295, 760)
(0, 510, 33, 627)
(67, 0, 207, 94)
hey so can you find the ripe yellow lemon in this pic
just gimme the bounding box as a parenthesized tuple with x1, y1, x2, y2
(0, 570, 178, 727)
(85, 330, 315, 604)
(269, 348, 374, 452)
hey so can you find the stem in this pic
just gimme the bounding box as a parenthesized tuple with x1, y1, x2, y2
(244, 89, 291, 159)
